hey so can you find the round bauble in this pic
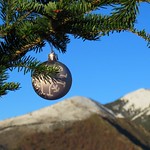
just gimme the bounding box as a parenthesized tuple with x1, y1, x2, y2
(32, 53, 72, 100)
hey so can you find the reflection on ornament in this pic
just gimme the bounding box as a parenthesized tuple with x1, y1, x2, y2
(32, 52, 72, 100)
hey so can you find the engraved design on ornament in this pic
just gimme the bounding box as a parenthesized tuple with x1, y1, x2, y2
(32, 61, 72, 100)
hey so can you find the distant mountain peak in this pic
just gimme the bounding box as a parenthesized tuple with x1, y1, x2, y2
(120, 88, 150, 110)
(0, 96, 115, 132)
(105, 88, 150, 131)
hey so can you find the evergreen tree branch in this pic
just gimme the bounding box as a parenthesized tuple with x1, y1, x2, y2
(12, 38, 43, 61)
(0, 0, 150, 96)
(0, 66, 20, 97)
(129, 28, 150, 46)
(9, 56, 59, 78)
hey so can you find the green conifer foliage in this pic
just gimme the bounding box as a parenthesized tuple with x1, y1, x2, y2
(0, 0, 150, 96)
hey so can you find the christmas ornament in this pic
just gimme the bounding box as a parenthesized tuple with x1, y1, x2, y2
(32, 51, 72, 100)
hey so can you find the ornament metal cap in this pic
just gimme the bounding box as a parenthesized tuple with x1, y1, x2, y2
(48, 51, 58, 62)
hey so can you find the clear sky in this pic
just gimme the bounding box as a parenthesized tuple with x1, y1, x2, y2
(1, 3, 150, 120)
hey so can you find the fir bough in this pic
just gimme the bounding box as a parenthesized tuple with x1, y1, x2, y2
(0, 0, 150, 96)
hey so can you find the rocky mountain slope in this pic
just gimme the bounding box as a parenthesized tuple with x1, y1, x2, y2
(105, 88, 150, 132)
(0, 96, 150, 150)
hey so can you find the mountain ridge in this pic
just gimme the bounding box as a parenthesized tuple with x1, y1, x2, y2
(0, 89, 150, 149)
(0, 96, 115, 130)
(105, 88, 150, 132)
(119, 88, 150, 110)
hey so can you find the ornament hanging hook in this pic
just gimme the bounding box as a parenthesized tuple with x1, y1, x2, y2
(50, 43, 54, 53)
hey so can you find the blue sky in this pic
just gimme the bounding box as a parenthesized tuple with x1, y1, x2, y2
(1, 3, 150, 120)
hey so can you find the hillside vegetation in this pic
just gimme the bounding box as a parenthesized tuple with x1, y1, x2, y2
(1, 114, 148, 150)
